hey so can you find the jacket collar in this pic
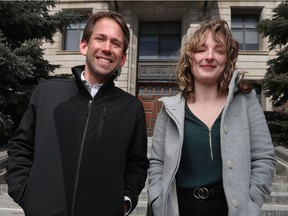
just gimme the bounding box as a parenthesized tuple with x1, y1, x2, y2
(159, 70, 240, 125)
(71, 65, 117, 91)
(159, 93, 185, 133)
(226, 70, 239, 104)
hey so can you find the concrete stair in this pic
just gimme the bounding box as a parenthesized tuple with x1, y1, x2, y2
(275, 146, 288, 176)
(262, 175, 288, 216)
(0, 151, 7, 184)
(0, 140, 287, 216)
(262, 146, 288, 215)
(130, 188, 147, 216)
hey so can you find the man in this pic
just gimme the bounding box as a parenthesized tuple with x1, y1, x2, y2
(5, 11, 149, 216)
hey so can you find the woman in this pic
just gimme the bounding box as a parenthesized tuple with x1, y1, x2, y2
(147, 16, 275, 216)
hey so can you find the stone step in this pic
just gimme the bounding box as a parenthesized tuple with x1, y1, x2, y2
(262, 204, 288, 216)
(130, 202, 288, 216)
(139, 188, 147, 201)
(0, 186, 288, 216)
(0, 184, 8, 194)
(0, 192, 21, 209)
(0, 151, 7, 184)
(275, 146, 288, 176)
(0, 151, 7, 170)
(272, 182, 288, 192)
(273, 175, 288, 183)
(265, 192, 288, 205)
(130, 200, 147, 216)
(131, 202, 288, 216)
(275, 146, 288, 163)
(0, 169, 6, 185)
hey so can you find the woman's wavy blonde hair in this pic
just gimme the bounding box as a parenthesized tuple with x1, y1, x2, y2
(176, 16, 249, 100)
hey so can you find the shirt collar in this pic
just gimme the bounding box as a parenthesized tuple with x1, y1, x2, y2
(81, 71, 103, 98)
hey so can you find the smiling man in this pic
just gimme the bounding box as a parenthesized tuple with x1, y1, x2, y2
(5, 11, 149, 216)
(80, 14, 127, 84)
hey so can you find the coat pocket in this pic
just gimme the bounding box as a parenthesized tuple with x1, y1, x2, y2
(247, 198, 262, 216)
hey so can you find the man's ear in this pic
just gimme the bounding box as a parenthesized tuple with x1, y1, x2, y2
(120, 53, 127, 67)
(79, 40, 88, 56)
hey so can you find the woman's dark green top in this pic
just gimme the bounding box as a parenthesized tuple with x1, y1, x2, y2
(176, 102, 223, 188)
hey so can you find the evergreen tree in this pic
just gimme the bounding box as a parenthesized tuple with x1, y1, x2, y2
(257, 0, 288, 107)
(0, 1, 78, 145)
(257, 0, 288, 145)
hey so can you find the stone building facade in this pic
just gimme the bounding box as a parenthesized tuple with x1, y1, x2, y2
(42, 0, 281, 135)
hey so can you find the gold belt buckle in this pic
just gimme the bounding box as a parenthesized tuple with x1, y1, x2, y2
(193, 188, 209, 199)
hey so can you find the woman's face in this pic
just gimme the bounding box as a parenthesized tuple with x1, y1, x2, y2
(191, 31, 227, 87)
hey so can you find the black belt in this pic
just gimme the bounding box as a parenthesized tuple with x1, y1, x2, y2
(177, 187, 225, 200)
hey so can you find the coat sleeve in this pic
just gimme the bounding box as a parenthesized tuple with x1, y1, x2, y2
(5, 87, 39, 205)
(124, 100, 149, 213)
(147, 106, 168, 211)
(248, 91, 276, 207)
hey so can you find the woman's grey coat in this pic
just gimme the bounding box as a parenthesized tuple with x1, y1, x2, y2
(147, 71, 275, 216)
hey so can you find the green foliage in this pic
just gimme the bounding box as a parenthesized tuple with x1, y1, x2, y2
(0, 1, 76, 48)
(257, 1, 288, 50)
(257, 0, 288, 107)
(0, 1, 78, 144)
(265, 111, 288, 146)
(258, 1, 288, 147)
(262, 47, 288, 107)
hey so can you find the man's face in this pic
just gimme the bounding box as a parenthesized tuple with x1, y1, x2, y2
(80, 17, 127, 84)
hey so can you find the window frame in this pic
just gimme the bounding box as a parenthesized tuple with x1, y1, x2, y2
(231, 8, 262, 51)
(62, 9, 91, 51)
(138, 21, 181, 60)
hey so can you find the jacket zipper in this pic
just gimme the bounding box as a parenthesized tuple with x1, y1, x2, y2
(70, 100, 93, 216)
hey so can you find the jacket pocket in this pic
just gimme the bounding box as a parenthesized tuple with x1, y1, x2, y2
(97, 106, 106, 136)
(247, 198, 262, 216)
(151, 196, 163, 216)
(18, 178, 29, 207)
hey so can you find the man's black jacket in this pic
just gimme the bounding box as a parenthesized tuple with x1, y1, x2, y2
(5, 65, 149, 216)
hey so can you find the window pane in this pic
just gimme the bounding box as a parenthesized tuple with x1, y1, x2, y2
(64, 18, 87, 51)
(80, 21, 86, 29)
(246, 29, 258, 44)
(68, 23, 79, 30)
(65, 30, 80, 51)
(245, 44, 259, 50)
(140, 23, 159, 34)
(232, 29, 244, 43)
(160, 22, 180, 34)
(245, 17, 258, 28)
(245, 28, 258, 50)
(160, 35, 180, 57)
(231, 14, 259, 50)
(139, 22, 181, 59)
(238, 44, 244, 50)
(139, 36, 159, 57)
(231, 17, 243, 28)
